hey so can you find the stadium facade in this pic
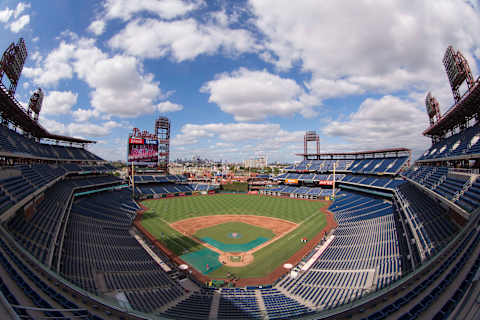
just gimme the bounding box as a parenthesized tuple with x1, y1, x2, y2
(0, 39, 479, 320)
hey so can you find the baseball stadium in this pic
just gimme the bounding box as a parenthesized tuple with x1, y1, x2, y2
(1, 28, 480, 320)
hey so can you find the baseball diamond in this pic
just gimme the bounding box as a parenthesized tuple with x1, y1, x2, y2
(140, 194, 332, 282)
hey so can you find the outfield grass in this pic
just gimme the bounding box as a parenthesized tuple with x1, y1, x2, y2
(142, 194, 324, 223)
(194, 222, 274, 244)
(141, 194, 326, 278)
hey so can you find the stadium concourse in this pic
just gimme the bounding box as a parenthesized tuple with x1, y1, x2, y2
(0, 44, 480, 320)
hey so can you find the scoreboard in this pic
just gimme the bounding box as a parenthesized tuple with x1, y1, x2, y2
(127, 136, 158, 165)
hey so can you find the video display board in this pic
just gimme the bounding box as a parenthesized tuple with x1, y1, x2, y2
(127, 137, 158, 165)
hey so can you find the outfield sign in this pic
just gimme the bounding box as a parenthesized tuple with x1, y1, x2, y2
(318, 180, 334, 186)
(129, 137, 144, 144)
(285, 179, 299, 184)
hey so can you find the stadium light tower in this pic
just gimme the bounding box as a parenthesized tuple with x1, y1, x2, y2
(443, 46, 475, 102)
(304, 131, 320, 160)
(0, 38, 28, 95)
(155, 116, 170, 174)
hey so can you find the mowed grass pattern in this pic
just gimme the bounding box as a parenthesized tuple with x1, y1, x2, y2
(141, 194, 327, 279)
(142, 194, 323, 223)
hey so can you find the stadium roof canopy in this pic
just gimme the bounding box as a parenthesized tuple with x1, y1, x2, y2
(0, 83, 95, 144)
(297, 148, 411, 160)
(423, 80, 480, 137)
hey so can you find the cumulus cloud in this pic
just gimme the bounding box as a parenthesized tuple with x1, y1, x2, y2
(39, 118, 66, 135)
(172, 122, 304, 147)
(88, 19, 106, 35)
(42, 91, 78, 115)
(250, 0, 480, 105)
(157, 101, 183, 113)
(109, 18, 256, 61)
(72, 108, 99, 122)
(0, 7, 13, 23)
(0, 2, 30, 32)
(89, 137, 128, 161)
(201, 68, 316, 121)
(24, 37, 167, 118)
(171, 122, 306, 162)
(9, 14, 29, 32)
(103, 0, 202, 21)
(323, 95, 430, 155)
(68, 120, 120, 137)
(23, 41, 76, 86)
(13, 2, 30, 18)
(39, 117, 120, 138)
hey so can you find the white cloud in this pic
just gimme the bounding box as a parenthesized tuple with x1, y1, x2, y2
(24, 37, 167, 118)
(250, 0, 480, 103)
(13, 2, 30, 18)
(42, 91, 78, 115)
(82, 54, 164, 117)
(9, 7, 30, 32)
(23, 41, 76, 86)
(109, 17, 256, 61)
(0, 2, 30, 33)
(67, 120, 120, 137)
(171, 122, 306, 162)
(323, 95, 430, 155)
(0, 7, 13, 23)
(0, 2, 29, 23)
(89, 138, 128, 161)
(39, 117, 120, 138)
(201, 68, 316, 121)
(172, 122, 304, 147)
(157, 101, 183, 113)
(88, 19, 106, 35)
(72, 108, 99, 122)
(39, 118, 66, 135)
(103, 0, 202, 21)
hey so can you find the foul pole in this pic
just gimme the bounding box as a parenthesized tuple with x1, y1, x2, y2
(331, 162, 336, 199)
(131, 162, 135, 198)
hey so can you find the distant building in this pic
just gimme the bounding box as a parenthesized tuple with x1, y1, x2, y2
(243, 155, 267, 168)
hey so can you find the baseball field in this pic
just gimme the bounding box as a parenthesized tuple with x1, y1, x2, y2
(140, 194, 328, 280)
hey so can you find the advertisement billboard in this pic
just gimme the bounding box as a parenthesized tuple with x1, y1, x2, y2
(127, 137, 158, 165)
(318, 180, 334, 186)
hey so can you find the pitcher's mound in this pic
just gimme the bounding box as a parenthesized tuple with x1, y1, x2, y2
(228, 232, 242, 239)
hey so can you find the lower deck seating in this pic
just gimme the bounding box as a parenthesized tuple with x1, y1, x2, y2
(264, 186, 334, 197)
(5, 175, 123, 264)
(217, 288, 262, 319)
(60, 190, 184, 312)
(136, 183, 219, 196)
(279, 191, 403, 310)
(163, 290, 214, 319)
(0, 236, 94, 319)
(261, 288, 313, 319)
(456, 179, 480, 212)
(396, 183, 460, 259)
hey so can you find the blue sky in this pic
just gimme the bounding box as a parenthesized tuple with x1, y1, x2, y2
(1, 0, 480, 162)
